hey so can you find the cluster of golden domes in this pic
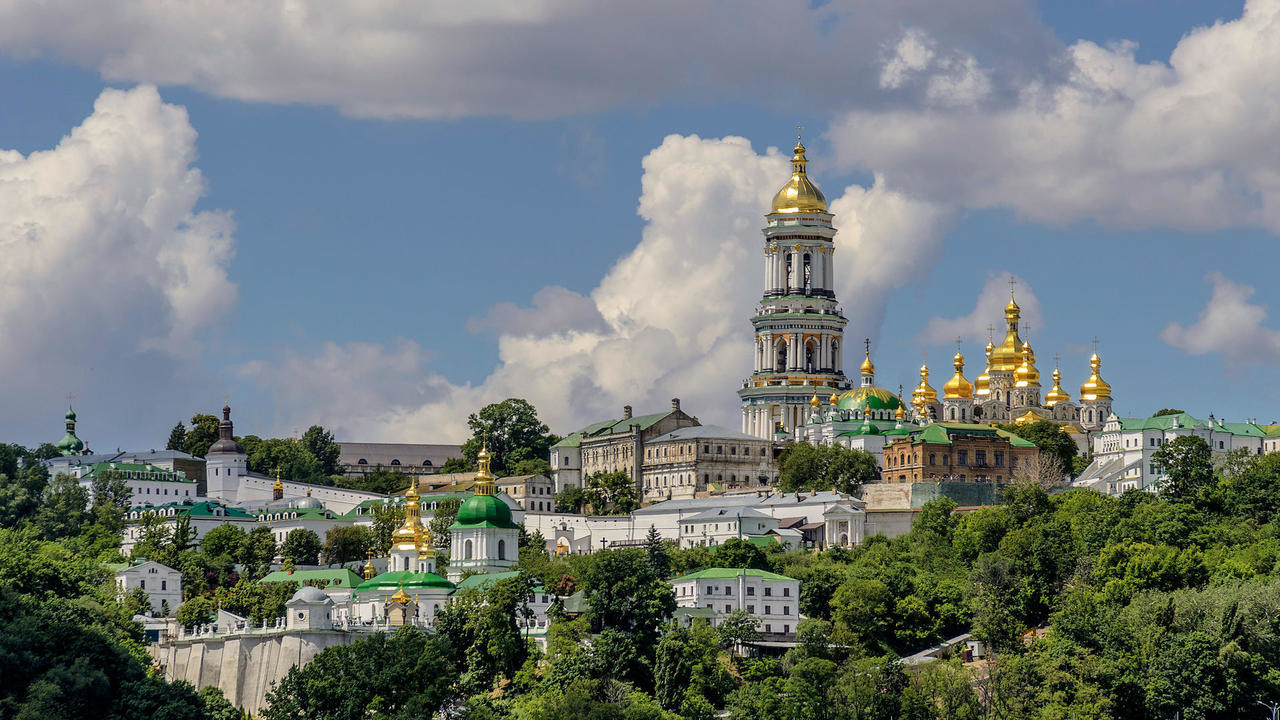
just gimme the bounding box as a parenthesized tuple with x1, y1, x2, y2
(925, 292, 1111, 405)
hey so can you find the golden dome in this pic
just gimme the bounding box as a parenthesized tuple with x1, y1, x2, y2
(912, 362, 938, 406)
(974, 340, 993, 398)
(362, 553, 376, 580)
(1014, 340, 1040, 388)
(473, 441, 497, 496)
(895, 404, 905, 421)
(991, 296, 1024, 372)
(416, 526, 434, 559)
(829, 392, 838, 407)
(860, 350, 875, 376)
(810, 391, 820, 409)
(1045, 367, 1071, 406)
(770, 138, 828, 214)
(391, 485, 422, 549)
(1079, 352, 1112, 401)
(943, 352, 973, 399)
(389, 586, 412, 605)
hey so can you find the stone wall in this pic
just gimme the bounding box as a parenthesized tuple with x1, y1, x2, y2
(151, 630, 357, 715)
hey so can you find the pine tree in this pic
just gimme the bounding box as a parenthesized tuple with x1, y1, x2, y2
(165, 422, 187, 452)
(644, 524, 670, 579)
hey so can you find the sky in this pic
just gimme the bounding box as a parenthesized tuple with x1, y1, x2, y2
(3, 0, 1280, 451)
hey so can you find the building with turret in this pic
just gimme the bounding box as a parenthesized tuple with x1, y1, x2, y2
(738, 133, 853, 438)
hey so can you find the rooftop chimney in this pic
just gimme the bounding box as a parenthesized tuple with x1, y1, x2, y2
(671, 398, 681, 412)
(623, 405, 632, 420)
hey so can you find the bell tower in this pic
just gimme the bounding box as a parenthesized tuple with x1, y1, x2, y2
(738, 129, 851, 439)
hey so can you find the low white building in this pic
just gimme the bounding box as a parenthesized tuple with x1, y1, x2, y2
(122, 500, 258, 554)
(672, 568, 801, 638)
(111, 560, 183, 616)
(1076, 412, 1275, 495)
(679, 507, 779, 549)
(77, 461, 199, 508)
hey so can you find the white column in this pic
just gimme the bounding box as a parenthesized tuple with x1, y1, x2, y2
(825, 247, 834, 291)
(812, 249, 824, 294)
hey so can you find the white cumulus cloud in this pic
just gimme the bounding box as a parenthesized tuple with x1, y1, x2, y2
(1161, 272, 1280, 365)
(915, 273, 1043, 347)
(244, 135, 947, 441)
(831, 0, 1280, 232)
(0, 86, 236, 445)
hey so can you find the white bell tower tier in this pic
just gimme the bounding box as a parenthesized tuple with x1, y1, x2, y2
(738, 131, 851, 439)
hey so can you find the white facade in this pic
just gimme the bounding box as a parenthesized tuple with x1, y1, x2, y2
(673, 569, 801, 637)
(550, 443, 582, 494)
(1076, 412, 1268, 495)
(679, 507, 779, 548)
(121, 501, 258, 554)
(115, 561, 183, 616)
(286, 587, 335, 630)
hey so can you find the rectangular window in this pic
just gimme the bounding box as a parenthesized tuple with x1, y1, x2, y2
(994, 451, 1004, 467)
(161, 580, 167, 590)
(725, 604, 732, 613)
(957, 450, 968, 465)
(765, 624, 772, 633)
(764, 587, 772, 596)
(724, 586, 732, 595)
(782, 587, 790, 597)
(747, 586, 755, 596)
(783, 605, 789, 614)
(975, 450, 986, 466)
(784, 624, 790, 634)
(764, 605, 771, 614)
(747, 605, 755, 613)
(140, 580, 145, 590)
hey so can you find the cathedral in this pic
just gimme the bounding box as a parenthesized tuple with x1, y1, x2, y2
(739, 131, 1117, 453)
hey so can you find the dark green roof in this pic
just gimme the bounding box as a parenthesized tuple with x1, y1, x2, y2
(354, 569, 454, 594)
(836, 386, 907, 412)
(260, 568, 364, 587)
(672, 568, 796, 582)
(903, 423, 1036, 448)
(454, 570, 545, 594)
(450, 493, 518, 530)
(128, 500, 254, 520)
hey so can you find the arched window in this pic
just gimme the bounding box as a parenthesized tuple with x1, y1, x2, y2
(802, 253, 812, 292)
(423, 460, 433, 467)
(464, 539, 473, 559)
(805, 343, 815, 373)
(831, 340, 840, 369)
(498, 539, 506, 560)
(776, 343, 787, 372)
(357, 459, 368, 465)
(949, 408, 956, 420)
(390, 459, 401, 466)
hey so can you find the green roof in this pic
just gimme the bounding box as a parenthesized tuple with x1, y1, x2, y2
(258, 506, 336, 521)
(454, 570, 546, 594)
(1113, 413, 1268, 438)
(129, 500, 254, 520)
(450, 493, 518, 530)
(354, 569, 454, 594)
(903, 423, 1036, 448)
(745, 536, 779, 548)
(672, 568, 796, 582)
(260, 568, 364, 587)
(835, 386, 907, 413)
(558, 411, 674, 445)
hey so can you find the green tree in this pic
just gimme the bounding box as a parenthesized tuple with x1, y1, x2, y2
(997, 419, 1079, 477)
(89, 470, 132, 538)
(182, 414, 221, 458)
(555, 485, 588, 513)
(1153, 408, 1185, 417)
(434, 577, 533, 694)
(581, 549, 676, 685)
(301, 425, 342, 477)
(321, 525, 372, 565)
(280, 528, 322, 565)
(200, 524, 247, 560)
(243, 437, 324, 483)
(371, 503, 406, 555)
(458, 398, 559, 475)
(240, 526, 278, 579)
(713, 539, 768, 570)
(334, 469, 412, 495)
(262, 627, 456, 720)
(644, 525, 671, 578)
(34, 474, 90, 540)
(217, 578, 296, 623)
(165, 423, 187, 452)
(0, 459, 49, 528)
(176, 595, 215, 627)
(1152, 434, 1214, 500)
(428, 498, 462, 552)
(717, 609, 762, 656)
(583, 470, 638, 515)
(778, 443, 878, 495)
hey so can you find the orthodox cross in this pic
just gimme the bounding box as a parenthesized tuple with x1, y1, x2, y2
(955, 336, 963, 353)
(66, 392, 75, 406)
(986, 324, 994, 342)
(795, 121, 804, 142)
(1091, 336, 1099, 353)
(1053, 353, 1061, 369)
(1008, 276, 1017, 296)
(864, 337, 871, 356)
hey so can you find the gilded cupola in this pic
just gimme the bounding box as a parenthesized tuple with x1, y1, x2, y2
(391, 485, 422, 551)
(991, 295, 1025, 373)
(810, 391, 821, 409)
(1079, 351, 1112, 401)
(1045, 367, 1071, 406)
(770, 134, 828, 214)
(1014, 340, 1040, 388)
(912, 362, 938, 407)
(974, 339, 994, 398)
(943, 351, 973, 399)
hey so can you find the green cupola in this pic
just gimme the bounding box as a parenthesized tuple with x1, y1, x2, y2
(56, 406, 85, 456)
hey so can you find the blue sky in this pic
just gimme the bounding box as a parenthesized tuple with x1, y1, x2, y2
(1, 0, 1277, 450)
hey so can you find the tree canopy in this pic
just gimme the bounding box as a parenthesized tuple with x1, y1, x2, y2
(455, 399, 559, 475)
(777, 442, 879, 494)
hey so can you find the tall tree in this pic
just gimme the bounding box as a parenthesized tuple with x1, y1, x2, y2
(321, 526, 372, 565)
(778, 443, 879, 495)
(997, 420, 1078, 478)
(280, 528, 322, 565)
(645, 525, 670, 578)
(165, 423, 187, 452)
(1152, 435, 1214, 500)
(182, 414, 221, 458)
(457, 399, 559, 475)
(301, 425, 341, 477)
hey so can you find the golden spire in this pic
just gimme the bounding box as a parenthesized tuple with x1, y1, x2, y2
(860, 337, 875, 376)
(1045, 358, 1071, 407)
(473, 435, 496, 496)
(943, 347, 973, 399)
(991, 282, 1024, 372)
(912, 359, 938, 407)
(362, 551, 376, 580)
(391, 484, 422, 552)
(769, 125, 828, 214)
(974, 331, 994, 398)
(417, 524, 434, 560)
(389, 585, 412, 605)
(810, 391, 820, 410)
(1014, 334, 1040, 388)
(1079, 345, 1112, 401)
(272, 467, 283, 491)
